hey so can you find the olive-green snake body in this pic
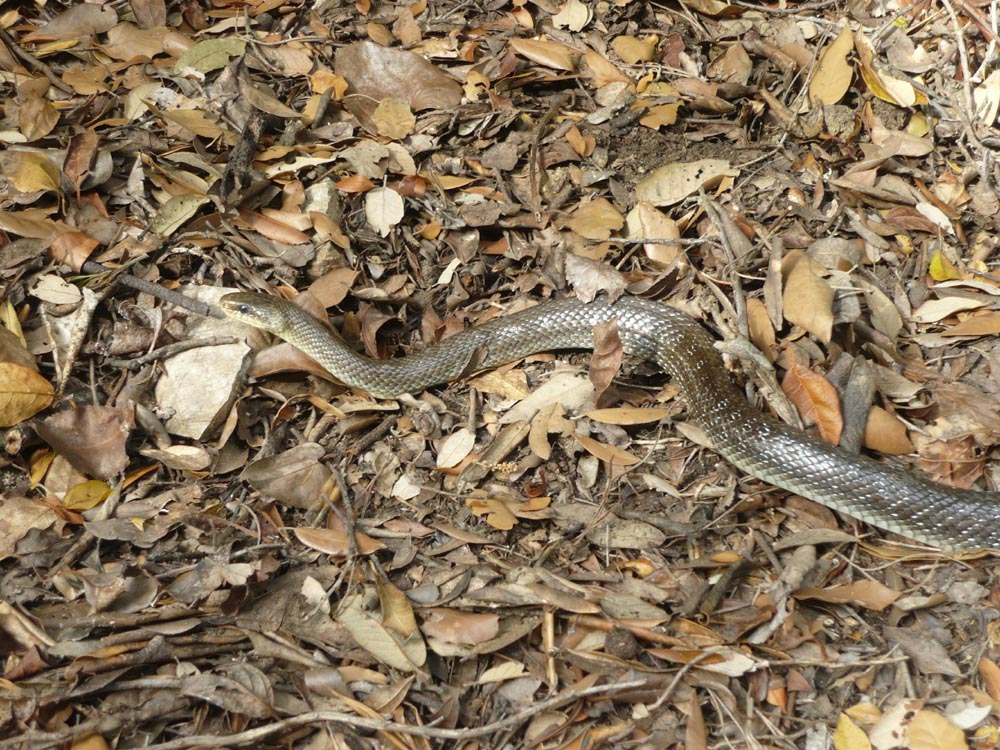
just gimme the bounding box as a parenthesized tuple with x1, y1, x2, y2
(221, 292, 1000, 550)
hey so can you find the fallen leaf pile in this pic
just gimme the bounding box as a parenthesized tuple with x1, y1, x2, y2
(0, 0, 999, 748)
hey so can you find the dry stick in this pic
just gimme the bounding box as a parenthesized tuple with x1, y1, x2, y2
(102, 336, 240, 369)
(116, 679, 650, 750)
(0, 28, 74, 95)
(80, 260, 224, 319)
(529, 94, 571, 221)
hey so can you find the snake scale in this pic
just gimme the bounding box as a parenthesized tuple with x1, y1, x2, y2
(220, 292, 1000, 550)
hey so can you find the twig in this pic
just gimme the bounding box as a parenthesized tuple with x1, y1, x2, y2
(80, 260, 224, 319)
(0, 27, 74, 95)
(529, 94, 571, 221)
(102, 337, 240, 369)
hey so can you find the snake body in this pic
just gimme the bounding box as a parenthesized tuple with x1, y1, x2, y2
(220, 292, 1000, 550)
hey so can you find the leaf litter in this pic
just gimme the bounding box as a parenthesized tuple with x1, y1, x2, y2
(0, 1, 998, 749)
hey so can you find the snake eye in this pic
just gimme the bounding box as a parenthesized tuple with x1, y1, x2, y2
(237, 304, 251, 315)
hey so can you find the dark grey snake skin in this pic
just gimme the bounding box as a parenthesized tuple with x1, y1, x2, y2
(221, 292, 1000, 550)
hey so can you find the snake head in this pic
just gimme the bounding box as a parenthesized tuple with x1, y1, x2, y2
(218, 292, 280, 330)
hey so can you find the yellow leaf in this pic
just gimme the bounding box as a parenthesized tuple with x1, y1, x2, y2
(63, 480, 111, 511)
(8, 152, 61, 194)
(929, 250, 962, 281)
(908, 710, 967, 750)
(834, 713, 872, 750)
(0, 362, 55, 427)
(29, 450, 55, 487)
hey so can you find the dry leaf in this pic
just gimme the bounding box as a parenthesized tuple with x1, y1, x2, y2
(0, 363, 55, 427)
(508, 38, 578, 71)
(574, 432, 640, 467)
(809, 25, 853, 106)
(420, 608, 499, 645)
(782, 250, 834, 342)
(35, 406, 133, 479)
(635, 159, 738, 206)
(796, 580, 901, 611)
(863, 406, 913, 455)
(833, 713, 872, 750)
(365, 187, 404, 237)
(782, 361, 843, 445)
(293, 527, 386, 557)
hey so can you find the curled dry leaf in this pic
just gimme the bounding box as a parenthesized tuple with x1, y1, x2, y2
(566, 197, 624, 241)
(337, 593, 426, 672)
(243, 443, 333, 510)
(0, 496, 59, 561)
(574, 432, 640, 467)
(863, 406, 913, 455)
(365, 186, 404, 237)
(588, 320, 623, 403)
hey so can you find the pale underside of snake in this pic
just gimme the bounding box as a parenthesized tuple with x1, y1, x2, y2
(220, 292, 1000, 551)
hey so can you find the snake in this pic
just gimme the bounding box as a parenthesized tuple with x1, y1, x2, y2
(220, 292, 1000, 550)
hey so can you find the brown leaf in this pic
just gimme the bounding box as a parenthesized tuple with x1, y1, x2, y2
(377, 577, 417, 637)
(293, 527, 386, 557)
(181, 664, 273, 719)
(22, 4, 118, 42)
(62, 130, 100, 196)
(916, 437, 984, 489)
(243, 443, 333, 509)
(941, 311, 1000, 337)
(796, 580, 901, 611)
(237, 208, 309, 244)
(808, 26, 853, 106)
(565, 254, 627, 303)
(49, 231, 99, 272)
(781, 361, 843, 444)
(574, 433, 640, 467)
(101, 23, 167, 61)
(0, 496, 59, 561)
(35, 406, 133, 479)
(782, 249, 833, 342)
(508, 38, 578, 71)
(686, 690, 708, 750)
(589, 320, 623, 404)
(863, 406, 914, 455)
(566, 197, 624, 241)
(19, 90, 60, 142)
(335, 40, 461, 111)
(907, 710, 967, 750)
(585, 407, 671, 425)
(420, 608, 499, 646)
(6, 151, 61, 194)
(466, 494, 551, 530)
